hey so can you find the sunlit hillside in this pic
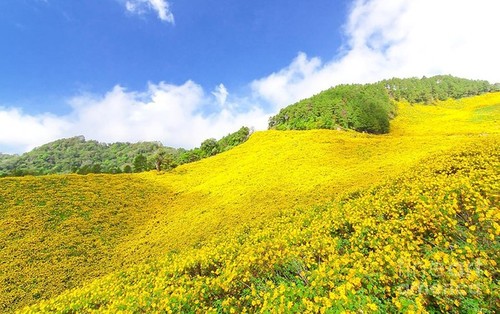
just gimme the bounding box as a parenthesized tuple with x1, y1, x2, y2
(1, 92, 499, 313)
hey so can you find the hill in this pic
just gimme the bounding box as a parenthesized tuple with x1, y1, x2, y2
(0, 126, 251, 177)
(1, 92, 499, 313)
(0, 136, 166, 176)
(19, 136, 500, 314)
(268, 75, 498, 133)
(2, 76, 495, 177)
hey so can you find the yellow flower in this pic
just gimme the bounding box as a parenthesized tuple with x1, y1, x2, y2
(367, 303, 378, 311)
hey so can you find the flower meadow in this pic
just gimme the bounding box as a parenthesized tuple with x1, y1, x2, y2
(0, 174, 172, 311)
(18, 137, 499, 313)
(0, 92, 499, 313)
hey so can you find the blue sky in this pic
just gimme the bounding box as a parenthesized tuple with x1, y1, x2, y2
(1, 0, 499, 154)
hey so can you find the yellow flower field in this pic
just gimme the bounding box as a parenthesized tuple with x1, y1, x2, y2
(1, 92, 499, 313)
(17, 135, 500, 313)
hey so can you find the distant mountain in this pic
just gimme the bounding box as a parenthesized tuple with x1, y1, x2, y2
(0, 136, 166, 176)
(0, 126, 252, 177)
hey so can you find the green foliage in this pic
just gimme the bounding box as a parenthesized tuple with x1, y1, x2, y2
(492, 82, 500, 92)
(0, 136, 165, 177)
(0, 126, 252, 177)
(123, 164, 132, 173)
(178, 148, 203, 164)
(152, 148, 177, 172)
(200, 138, 220, 157)
(133, 154, 149, 172)
(176, 126, 251, 165)
(269, 83, 394, 134)
(269, 75, 496, 134)
(217, 126, 251, 152)
(382, 75, 494, 103)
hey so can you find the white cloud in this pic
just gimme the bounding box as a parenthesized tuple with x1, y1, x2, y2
(66, 80, 268, 149)
(0, 81, 269, 154)
(0, 107, 70, 154)
(125, 0, 174, 23)
(251, 53, 324, 111)
(2, 0, 500, 154)
(252, 0, 500, 109)
(211, 84, 229, 108)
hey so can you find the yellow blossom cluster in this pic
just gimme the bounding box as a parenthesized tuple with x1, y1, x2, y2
(0, 174, 172, 311)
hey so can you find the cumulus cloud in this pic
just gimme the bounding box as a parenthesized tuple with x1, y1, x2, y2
(0, 81, 269, 154)
(0, 107, 70, 153)
(2, 0, 500, 154)
(125, 0, 174, 23)
(252, 0, 500, 109)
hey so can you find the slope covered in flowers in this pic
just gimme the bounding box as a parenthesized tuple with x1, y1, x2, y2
(20, 134, 499, 314)
(1, 92, 499, 312)
(0, 174, 172, 311)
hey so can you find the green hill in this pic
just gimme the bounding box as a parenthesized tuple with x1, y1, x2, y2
(0, 136, 166, 176)
(0, 91, 499, 313)
(268, 75, 497, 133)
(0, 127, 251, 177)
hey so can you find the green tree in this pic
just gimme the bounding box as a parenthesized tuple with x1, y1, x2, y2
(163, 153, 177, 171)
(123, 165, 132, 173)
(91, 164, 102, 174)
(200, 138, 219, 157)
(153, 149, 167, 172)
(178, 149, 202, 164)
(217, 126, 251, 151)
(77, 164, 91, 175)
(133, 154, 148, 172)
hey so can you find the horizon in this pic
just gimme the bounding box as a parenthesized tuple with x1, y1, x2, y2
(1, 0, 500, 154)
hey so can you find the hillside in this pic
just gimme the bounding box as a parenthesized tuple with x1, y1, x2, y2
(0, 137, 166, 176)
(19, 136, 500, 314)
(268, 75, 497, 133)
(0, 126, 250, 177)
(1, 92, 499, 313)
(2, 76, 495, 177)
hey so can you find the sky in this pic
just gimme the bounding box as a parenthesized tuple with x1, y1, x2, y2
(1, 0, 499, 154)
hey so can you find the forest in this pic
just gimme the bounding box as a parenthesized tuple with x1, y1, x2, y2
(268, 75, 498, 133)
(0, 126, 251, 177)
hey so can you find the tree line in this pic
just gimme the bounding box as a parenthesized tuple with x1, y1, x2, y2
(133, 126, 252, 173)
(0, 127, 251, 177)
(3, 75, 497, 177)
(381, 75, 498, 103)
(269, 83, 394, 134)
